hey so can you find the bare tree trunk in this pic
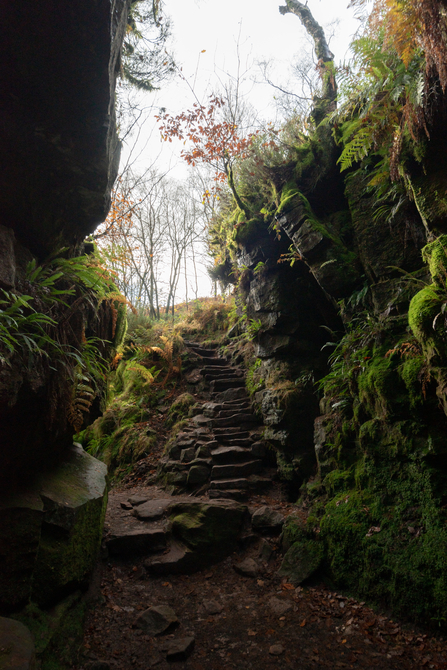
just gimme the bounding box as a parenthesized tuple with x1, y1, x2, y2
(279, 0, 336, 106)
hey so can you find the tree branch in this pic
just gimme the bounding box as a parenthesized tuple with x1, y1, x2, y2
(279, 1, 334, 62)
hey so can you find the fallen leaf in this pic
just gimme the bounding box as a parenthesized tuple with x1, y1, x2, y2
(248, 630, 257, 636)
(282, 583, 294, 591)
(300, 619, 307, 627)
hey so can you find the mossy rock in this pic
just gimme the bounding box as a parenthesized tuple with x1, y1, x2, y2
(409, 284, 445, 358)
(421, 234, 447, 288)
(277, 538, 324, 584)
(168, 500, 247, 558)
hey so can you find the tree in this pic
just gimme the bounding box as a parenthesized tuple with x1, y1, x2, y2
(156, 95, 257, 218)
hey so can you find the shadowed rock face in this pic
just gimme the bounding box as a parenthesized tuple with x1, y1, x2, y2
(0, 0, 129, 258)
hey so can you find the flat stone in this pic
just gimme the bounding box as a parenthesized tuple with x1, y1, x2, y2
(214, 387, 248, 402)
(164, 636, 195, 661)
(0, 617, 35, 669)
(134, 605, 178, 636)
(127, 495, 150, 506)
(209, 478, 248, 490)
(211, 461, 262, 479)
(268, 597, 293, 616)
(145, 542, 199, 575)
(208, 489, 248, 502)
(211, 446, 252, 464)
(233, 557, 259, 578)
(133, 499, 171, 521)
(212, 413, 258, 428)
(120, 502, 133, 510)
(106, 529, 167, 557)
(251, 506, 285, 533)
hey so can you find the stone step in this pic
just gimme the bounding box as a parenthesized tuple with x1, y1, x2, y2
(208, 489, 248, 502)
(205, 373, 244, 382)
(214, 388, 249, 402)
(212, 413, 259, 428)
(213, 427, 249, 436)
(106, 527, 168, 557)
(247, 475, 273, 491)
(211, 460, 263, 479)
(195, 356, 225, 366)
(218, 437, 253, 448)
(211, 446, 254, 464)
(192, 415, 212, 427)
(210, 379, 246, 391)
(209, 478, 249, 490)
(217, 409, 256, 419)
(200, 366, 230, 374)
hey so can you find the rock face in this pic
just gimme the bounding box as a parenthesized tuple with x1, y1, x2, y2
(0, 0, 130, 259)
(0, 0, 130, 490)
(0, 444, 107, 612)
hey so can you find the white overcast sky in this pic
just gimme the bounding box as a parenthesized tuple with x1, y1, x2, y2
(118, 0, 360, 299)
(120, 0, 360, 176)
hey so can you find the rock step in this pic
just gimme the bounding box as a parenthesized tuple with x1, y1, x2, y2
(210, 379, 246, 391)
(106, 527, 168, 557)
(205, 373, 244, 382)
(217, 409, 255, 419)
(210, 446, 254, 464)
(200, 366, 230, 373)
(217, 437, 254, 448)
(211, 460, 263, 479)
(212, 427, 250, 436)
(214, 388, 249, 402)
(212, 413, 259, 428)
(209, 478, 249, 490)
(208, 489, 248, 501)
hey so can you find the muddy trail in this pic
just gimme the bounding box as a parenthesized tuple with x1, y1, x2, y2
(80, 343, 447, 670)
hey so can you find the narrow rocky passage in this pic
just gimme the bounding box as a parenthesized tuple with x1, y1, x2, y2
(79, 343, 447, 670)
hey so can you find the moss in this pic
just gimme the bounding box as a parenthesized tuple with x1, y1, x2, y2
(357, 356, 396, 419)
(31, 491, 107, 607)
(408, 284, 444, 357)
(166, 392, 196, 428)
(318, 458, 447, 623)
(399, 355, 425, 407)
(233, 216, 265, 245)
(276, 180, 300, 215)
(13, 593, 86, 669)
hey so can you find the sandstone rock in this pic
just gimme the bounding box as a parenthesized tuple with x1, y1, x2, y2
(268, 597, 293, 616)
(0, 617, 36, 669)
(144, 541, 199, 575)
(277, 539, 324, 585)
(106, 529, 167, 557)
(128, 495, 150, 507)
(132, 499, 171, 521)
(203, 599, 223, 614)
(163, 636, 195, 661)
(0, 445, 107, 610)
(187, 465, 210, 485)
(134, 605, 178, 635)
(168, 500, 248, 558)
(269, 644, 284, 656)
(251, 506, 285, 533)
(120, 502, 132, 510)
(233, 558, 259, 578)
(180, 447, 196, 462)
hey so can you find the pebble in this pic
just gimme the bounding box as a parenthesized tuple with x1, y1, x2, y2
(269, 644, 284, 656)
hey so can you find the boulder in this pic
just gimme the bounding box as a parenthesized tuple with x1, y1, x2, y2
(277, 539, 324, 585)
(134, 605, 178, 636)
(0, 617, 36, 669)
(106, 528, 167, 557)
(168, 500, 248, 558)
(0, 444, 107, 610)
(251, 506, 285, 533)
(132, 499, 171, 521)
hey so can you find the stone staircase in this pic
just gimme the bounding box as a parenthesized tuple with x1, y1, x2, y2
(157, 340, 275, 501)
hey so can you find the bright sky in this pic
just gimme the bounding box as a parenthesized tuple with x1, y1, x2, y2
(118, 0, 360, 300)
(121, 0, 360, 175)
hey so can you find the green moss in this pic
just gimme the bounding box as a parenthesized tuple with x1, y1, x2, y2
(399, 355, 425, 407)
(408, 285, 444, 356)
(318, 458, 447, 623)
(233, 216, 265, 245)
(31, 492, 107, 606)
(276, 180, 300, 215)
(357, 356, 396, 419)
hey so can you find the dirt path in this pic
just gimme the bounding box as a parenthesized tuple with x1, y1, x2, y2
(79, 485, 447, 670)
